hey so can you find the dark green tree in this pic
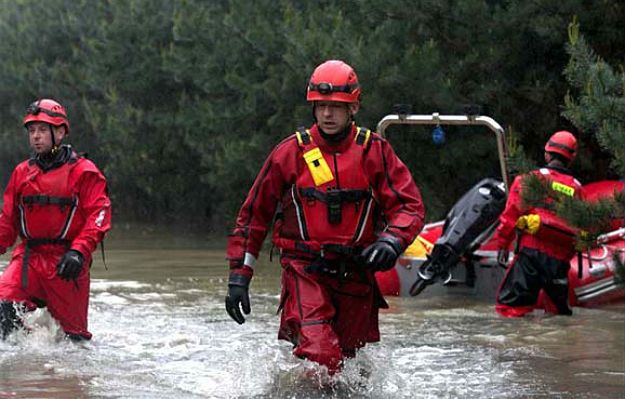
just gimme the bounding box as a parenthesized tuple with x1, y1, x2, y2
(0, 0, 623, 232)
(563, 18, 625, 179)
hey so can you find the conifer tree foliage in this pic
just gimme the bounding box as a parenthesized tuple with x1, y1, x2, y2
(521, 173, 625, 250)
(549, 20, 625, 276)
(0, 1, 623, 231)
(563, 19, 625, 179)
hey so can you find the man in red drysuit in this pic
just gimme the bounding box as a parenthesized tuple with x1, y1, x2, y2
(224, 60, 425, 374)
(0, 98, 111, 340)
(494, 131, 582, 317)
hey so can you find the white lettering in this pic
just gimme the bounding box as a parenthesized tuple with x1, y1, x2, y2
(95, 209, 106, 227)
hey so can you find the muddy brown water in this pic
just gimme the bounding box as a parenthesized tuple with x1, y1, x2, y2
(0, 231, 623, 398)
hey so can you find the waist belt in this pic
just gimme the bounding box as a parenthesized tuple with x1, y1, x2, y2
(302, 256, 369, 287)
(22, 239, 71, 289)
(276, 237, 363, 259)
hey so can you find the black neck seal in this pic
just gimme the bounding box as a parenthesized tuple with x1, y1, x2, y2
(319, 123, 352, 144)
(34, 145, 73, 172)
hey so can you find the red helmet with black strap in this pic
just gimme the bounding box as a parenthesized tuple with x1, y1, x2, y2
(306, 60, 361, 103)
(545, 130, 576, 161)
(23, 99, 70, 134)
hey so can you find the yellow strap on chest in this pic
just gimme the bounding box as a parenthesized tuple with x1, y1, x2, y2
(551, 181, 575, 197)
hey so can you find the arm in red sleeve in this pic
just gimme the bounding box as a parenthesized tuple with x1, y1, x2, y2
(0, 168, 21, 252)
(226, 142, 291, 273)
(368, 136, 425, 251)
(492, 175, 524, 249)
(70, 168, 112, 257)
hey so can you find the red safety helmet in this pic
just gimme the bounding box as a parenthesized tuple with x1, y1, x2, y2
(23, 99, 70, 134)
(544, 130, 577, 161)
(306, 60, 361, 103)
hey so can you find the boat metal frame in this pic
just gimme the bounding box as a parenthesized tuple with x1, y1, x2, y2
(376, 112, 510, 189)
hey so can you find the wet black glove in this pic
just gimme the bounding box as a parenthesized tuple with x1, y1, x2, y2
(225, 273, 251, 324)
(361, 236, 402, 272)
(56, 250, 84, 281)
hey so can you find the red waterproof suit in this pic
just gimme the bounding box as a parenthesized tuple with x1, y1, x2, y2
(226, 124, 424, 372)
(0, 148, 111, 339)
(493, 167, 582, 317)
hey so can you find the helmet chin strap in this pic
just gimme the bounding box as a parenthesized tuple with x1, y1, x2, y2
(49, 124, 59, 155)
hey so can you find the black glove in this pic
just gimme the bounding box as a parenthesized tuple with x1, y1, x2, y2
(56, 250, 84, 281)
(225, 272, 251, 324)
(496, 249, 509, 268)
(361, 236, 402, 272)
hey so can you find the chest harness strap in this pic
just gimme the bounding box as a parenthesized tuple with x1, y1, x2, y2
(295, 127, 372, 225)
(19, 194, 77, 289)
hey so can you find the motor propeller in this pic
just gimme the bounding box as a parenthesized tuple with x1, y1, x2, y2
(409, 245, 455, 296)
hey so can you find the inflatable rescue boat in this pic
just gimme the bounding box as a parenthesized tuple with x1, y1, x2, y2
(373, 112, 625, 308)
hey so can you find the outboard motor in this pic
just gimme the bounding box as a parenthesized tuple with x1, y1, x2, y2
(410, 178, 507, 296)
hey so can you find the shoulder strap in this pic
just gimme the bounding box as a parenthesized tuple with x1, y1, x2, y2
(295, 126, 312, 146)
(354, 126, 371, 146)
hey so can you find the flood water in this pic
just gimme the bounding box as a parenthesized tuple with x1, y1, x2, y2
(0, 230, 623, 399)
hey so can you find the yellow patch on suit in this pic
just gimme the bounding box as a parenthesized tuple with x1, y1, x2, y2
(303, 147, 334, 186)
(551, 181, 575, 197)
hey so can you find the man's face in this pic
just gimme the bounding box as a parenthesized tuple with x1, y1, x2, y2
(314, 101, 359, 135)
(27, 122, 65, 155)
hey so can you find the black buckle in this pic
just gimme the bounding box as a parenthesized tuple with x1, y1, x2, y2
(326, 189, 342, 224)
